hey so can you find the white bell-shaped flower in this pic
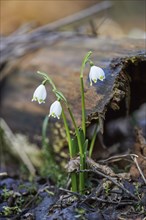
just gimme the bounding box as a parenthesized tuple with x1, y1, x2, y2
(32, 84, 47, 104)
(89, 65, 105, 86)
(49, 100, 62, 119)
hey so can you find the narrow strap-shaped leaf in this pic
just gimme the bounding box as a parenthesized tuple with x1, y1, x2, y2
(71, 137, 78, 157)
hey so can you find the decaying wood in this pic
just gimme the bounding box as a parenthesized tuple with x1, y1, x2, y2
(0, 36, 145, 150)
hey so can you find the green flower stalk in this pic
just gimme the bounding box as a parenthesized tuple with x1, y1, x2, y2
(36, 71, 84, 192)
(89, 123, 99, 158)
(80, 51, 92, 137)
(61, 108, 77, 192)
(31, 51, 106, 194)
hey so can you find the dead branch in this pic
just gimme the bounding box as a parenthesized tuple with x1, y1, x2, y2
(33, 1, 112, 33)
(99, 153, 138, 163)
(0, 172, 8, 177)
(0, 118, 36, 176)
(131, 155, 146, 184)
(0, 1, 112, 66)
(79, 169, 138, 200)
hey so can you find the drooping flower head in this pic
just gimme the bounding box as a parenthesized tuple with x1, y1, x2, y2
(49, 100, 62, 119)
(89, 65, 105, 86)
(32, 84, 47, 104)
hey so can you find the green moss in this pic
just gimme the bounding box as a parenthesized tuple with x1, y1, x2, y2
(2, 187, 13, 201)
(1, 206, 21, 216)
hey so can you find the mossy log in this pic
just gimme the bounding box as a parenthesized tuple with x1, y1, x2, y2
(0, 37, 145, 150)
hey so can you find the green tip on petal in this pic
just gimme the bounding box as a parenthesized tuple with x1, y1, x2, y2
(100, 76, 104, 80)
(93, 79, 97, 83)
(38, 99, 45, 104)
(32, 97, 37, 102)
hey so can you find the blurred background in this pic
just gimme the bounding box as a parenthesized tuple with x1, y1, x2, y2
(1, 0, 146, 38)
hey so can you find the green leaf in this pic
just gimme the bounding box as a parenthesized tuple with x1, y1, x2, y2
(78, 128, 85, 146)
(42, 115, 49, 147)
(83, 139, 88, 156)
(71, 137, 78, 157)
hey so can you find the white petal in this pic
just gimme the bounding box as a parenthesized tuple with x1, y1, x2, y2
(32, 84, 47, 103)
(34, 84, 46, 100)
(49, 101, 58, 115)
(89, 66, 105, 85)
(49, 101, 62, 119)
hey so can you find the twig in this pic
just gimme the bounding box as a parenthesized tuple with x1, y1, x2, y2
(32, 1, 112, 34)
(45, 185, 138, 207)
(99, 153, 138, 163)
(43, 186, 83, 198)
(131, 155, 146, 184)
(0, 1, 112, 66)
(0, 118, 36, 176)
(79, 169, 138, 200)
(82, 196, 137, 205)
(89, 20, 97, 37)
(0, 172, 8, 177)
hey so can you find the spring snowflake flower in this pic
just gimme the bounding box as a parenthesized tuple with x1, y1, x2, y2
(32, 84, 47, 104)
(49, 100, 62, 119)
(89, 65, 105, 86)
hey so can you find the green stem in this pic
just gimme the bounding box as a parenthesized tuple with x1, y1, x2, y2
(67, 105, 85, 193)
(37, 71, 57, 91)
(61, 108, 72, 156)
(79, 155, 85, 193)
(71, 173, 78, 192)
(61, 107, 77, 192)
(67, 106, 83, 155)
(89, 123, 98, 158)
(80, 51, 92, 137)
(37, 70, 90, 193)
(80, 76, 86, 137)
